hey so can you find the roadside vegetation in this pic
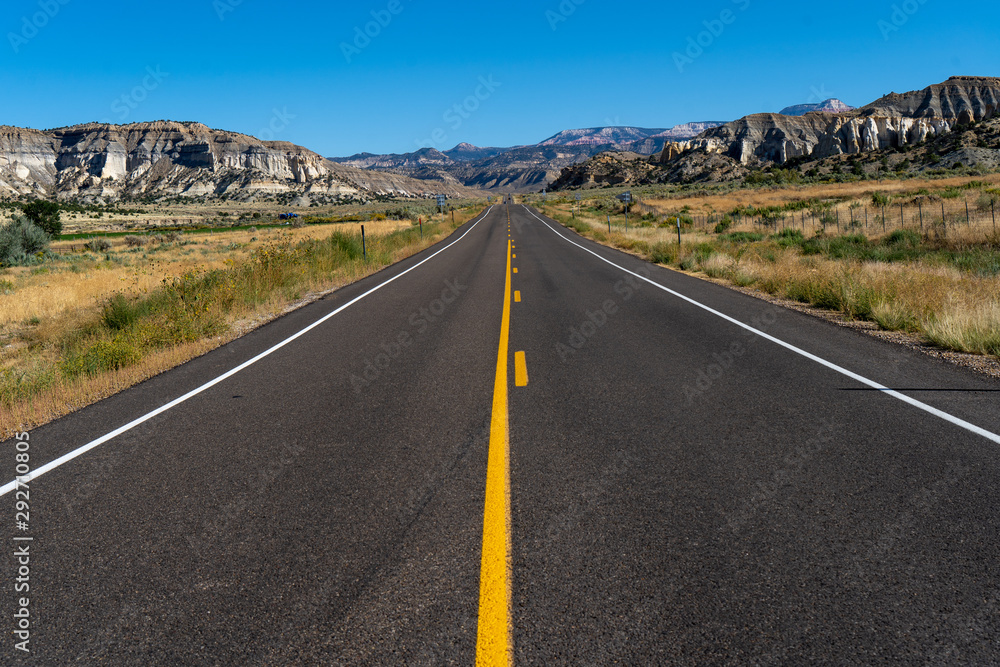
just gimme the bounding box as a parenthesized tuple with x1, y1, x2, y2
(0, 207, 482, 435)
(539, 183, 1000, 361)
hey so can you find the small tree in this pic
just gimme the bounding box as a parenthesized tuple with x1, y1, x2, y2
(20, 200, 62, 237)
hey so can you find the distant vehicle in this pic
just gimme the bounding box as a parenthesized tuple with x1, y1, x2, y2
(278, 213, 299, 220)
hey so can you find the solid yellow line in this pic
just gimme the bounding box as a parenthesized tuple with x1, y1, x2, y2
(514, 352, 528, 387)
(514, 291, 521, 303)
(476, 239, 513, 666)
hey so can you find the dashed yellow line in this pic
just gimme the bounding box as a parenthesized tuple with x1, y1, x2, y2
(513, 268, 518, 274)
(514, 291, 521, 303)
(476, 239, 513, 666)
(514, 352, 529, 387)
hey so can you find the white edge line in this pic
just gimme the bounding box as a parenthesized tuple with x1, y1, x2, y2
(0, 206, 496, 496)
(524, 206, 1000, 446)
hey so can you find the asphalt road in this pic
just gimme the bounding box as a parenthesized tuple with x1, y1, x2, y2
(4, 204, 1000, 665)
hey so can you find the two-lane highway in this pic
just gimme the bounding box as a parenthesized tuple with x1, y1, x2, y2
(4, 203, 1000, 664)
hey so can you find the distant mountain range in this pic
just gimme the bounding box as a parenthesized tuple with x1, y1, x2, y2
(330, 122, 728, 193)
(778, 99, 855, 116)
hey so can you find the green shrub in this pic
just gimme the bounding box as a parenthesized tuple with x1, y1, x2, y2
(649, 242, 676, 265)
(871, 192, 891, 207)
(884, 229, 921, 248)
(85, 238, 112, 252)
(101, 293, 153, 331)
(771, 228, 805, 248)
(0, 216, 51, 266)
(692, 242, 715, 264)
(61, 336, 142, 377)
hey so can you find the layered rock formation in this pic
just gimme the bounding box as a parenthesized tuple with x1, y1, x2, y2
(663, 77, 1000, 166)
(0, 121, 470, 202)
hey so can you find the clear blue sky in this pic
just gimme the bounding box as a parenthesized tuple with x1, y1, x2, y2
(2, 0, 998, 157)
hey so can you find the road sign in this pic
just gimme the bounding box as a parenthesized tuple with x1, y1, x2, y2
(436, 194, 447, 213)
(617, 191, 633, 204)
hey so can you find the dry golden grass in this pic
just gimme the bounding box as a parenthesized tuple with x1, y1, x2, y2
(2, 221, 408, 328)
(542, 201, 1000, 361)
(642, 174, 1000, 213)
(0, 211, 478, 437)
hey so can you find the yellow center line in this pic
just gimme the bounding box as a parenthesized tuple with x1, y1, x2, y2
(514, 291, 521, 303)
(514, 352, 529, 387)
(476, 239, 513, 666)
